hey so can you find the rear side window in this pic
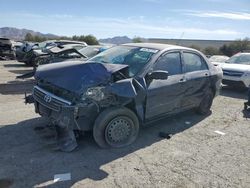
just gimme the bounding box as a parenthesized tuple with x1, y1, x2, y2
(183, 52, 208, 72)
(154, 52, 182, 76)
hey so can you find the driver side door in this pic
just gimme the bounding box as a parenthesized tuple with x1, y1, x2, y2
(145, 51, 185, 120)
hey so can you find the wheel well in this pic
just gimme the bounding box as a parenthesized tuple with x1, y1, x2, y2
(124, 101, 137, 114)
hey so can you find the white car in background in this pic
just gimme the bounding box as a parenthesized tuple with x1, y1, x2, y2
(221, 53, 250, 88)
(209, 55, 229, 66)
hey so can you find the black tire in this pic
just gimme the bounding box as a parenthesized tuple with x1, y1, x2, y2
(196, 90, 214, 115)
(93, 107, 139, 148)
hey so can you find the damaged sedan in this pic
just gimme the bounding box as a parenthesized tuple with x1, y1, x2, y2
(35, 45, 110, 66)
(0, 37, 15, 60)
(27, 43, 222, 152)
(17, 45, 110, 79)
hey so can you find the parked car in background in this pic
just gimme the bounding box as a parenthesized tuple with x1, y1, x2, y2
(33, 43, 86, 66)
(17, 40, 87, 66)
(16, 42, 39, 62)
(221, 53, 250, 88)
(209, 55, 229, 66)
(27, 43, 222, 152)
(36, 45, 110, 66)
(0, 37, 15, 60)
(17, 45, 110, 79)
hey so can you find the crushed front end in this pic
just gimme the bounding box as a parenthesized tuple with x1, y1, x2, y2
(28, 61, 142, 152)
(32, 84, 99, 152)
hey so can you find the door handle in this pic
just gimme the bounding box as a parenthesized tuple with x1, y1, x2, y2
(205, 73, 209, 76)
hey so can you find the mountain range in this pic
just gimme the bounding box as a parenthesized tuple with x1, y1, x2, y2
(99, 36, 132, 44)
(0, 27, 59, 41)
(0, 27, 134, 44)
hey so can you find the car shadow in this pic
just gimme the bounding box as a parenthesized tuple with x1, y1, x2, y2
(3, 63, 27, 68)
(220, 85, 248, 100)
(0, 80, 35, 95)
(0, 110, 211, 188)
(8, 69, 34, 75)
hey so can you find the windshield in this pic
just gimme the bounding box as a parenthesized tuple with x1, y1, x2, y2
(226, 54, 250, 65)
(209, 55, 229, 63)
(88, 46, 158, 76)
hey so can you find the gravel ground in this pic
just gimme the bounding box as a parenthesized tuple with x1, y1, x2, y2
(0, 60, 249, 188)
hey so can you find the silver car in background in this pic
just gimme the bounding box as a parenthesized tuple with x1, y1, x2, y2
(221, 53, 250, 87)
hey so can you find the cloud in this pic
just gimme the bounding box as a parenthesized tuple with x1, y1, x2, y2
(184, 10, 250, 20)
(0, 12, 243, 39)
(49, 14, 74, 19)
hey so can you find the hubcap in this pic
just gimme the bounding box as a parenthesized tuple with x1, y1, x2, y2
(105, 117, 132, 145)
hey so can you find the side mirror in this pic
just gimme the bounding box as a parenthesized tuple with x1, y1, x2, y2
(147, 70, 169, 80)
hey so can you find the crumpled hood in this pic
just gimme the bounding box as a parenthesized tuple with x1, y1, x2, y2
(35, 61, 128, 94)
(221, 63, 250, 72)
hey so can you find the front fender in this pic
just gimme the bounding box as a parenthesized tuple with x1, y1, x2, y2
(107, 78, 146, 121)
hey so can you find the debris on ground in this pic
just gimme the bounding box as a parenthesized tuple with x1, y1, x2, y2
(53, 173, 71, 182)
(159, 132, 172, 139)
(214, 130, 226, 135)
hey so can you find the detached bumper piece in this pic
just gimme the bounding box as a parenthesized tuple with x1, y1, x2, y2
(32, 85, 99, 152)
(25, 93, 34, 104)
(54, 106, 79, 152)
(55, 126, 78, 152)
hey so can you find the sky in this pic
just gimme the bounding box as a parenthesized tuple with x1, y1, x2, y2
(0, 0, 249, 40)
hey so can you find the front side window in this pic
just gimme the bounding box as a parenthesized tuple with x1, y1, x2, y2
(153, 52, 182, 75)
(183, 52, 208, 72)
(89, 46, 158, 76)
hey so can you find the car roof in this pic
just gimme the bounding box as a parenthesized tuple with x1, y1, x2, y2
(236, 53, 250, 55)
(210, 55, 228, 57)
(122, 42, 193, 51)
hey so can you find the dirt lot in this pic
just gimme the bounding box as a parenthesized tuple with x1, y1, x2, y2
(0, 60, 250, 188)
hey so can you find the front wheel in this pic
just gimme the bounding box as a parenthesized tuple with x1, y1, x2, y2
(196, 90, 214, 115)
(93, 107, 139, 148)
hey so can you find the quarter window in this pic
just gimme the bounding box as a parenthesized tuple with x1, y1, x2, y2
(154, 52, 182, 75)
(183, 52, 208, 72)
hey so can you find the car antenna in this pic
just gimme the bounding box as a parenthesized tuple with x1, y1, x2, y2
(176, 32, 185, 45)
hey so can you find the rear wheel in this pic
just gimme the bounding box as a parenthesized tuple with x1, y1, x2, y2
(196, 90, 214, 115)
(93, 107, 139, 148)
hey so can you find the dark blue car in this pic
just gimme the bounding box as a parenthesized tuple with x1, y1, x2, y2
(29, 43, 223, 151)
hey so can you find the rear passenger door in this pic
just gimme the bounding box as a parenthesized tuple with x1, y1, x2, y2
(181, 51, 210, 108)
(145, 51, 185, 120)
